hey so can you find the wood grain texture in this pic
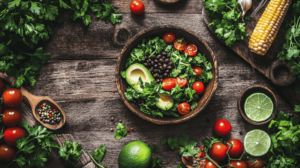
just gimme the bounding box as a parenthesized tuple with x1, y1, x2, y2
(202, 0, 300, 106)
(3, 9, 295, 168)
(156, 0, 182, 5)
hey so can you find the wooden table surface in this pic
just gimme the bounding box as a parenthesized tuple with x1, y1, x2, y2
(12, 0, 295, 167)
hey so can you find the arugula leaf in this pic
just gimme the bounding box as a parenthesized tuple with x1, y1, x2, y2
(114, 120, 128, 140)
(87, 145, 106, 168)
(58, 141, 83, 167)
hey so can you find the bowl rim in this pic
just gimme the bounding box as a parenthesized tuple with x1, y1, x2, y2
(115, 25, 218, 124)
(237, 85, 278, 125)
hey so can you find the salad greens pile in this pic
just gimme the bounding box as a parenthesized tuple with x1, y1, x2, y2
(265, 111, 300, 168)
(0, 0, 122, 87)
(278, 0, 300, 80)
(203, 0, 249, 46)
(121, 37, 213, 118)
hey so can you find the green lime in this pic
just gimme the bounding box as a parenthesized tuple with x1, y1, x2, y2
(244, 129, 271, 156)
(118, 141, 152, 168)
(244, 93, 274, 122)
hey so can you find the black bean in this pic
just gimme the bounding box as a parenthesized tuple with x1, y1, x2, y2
(167, 66, 172, 69)
(163, 63, 168, 69)
(289, 113, 294, 117)
(159, 66, 164, 70)
(155, 79, 160, 83)
(165, 58, 170, 62)
(144, 56, 148, 60)
(151, 61, 155, 65)
(158, 63, 162, 66)
(164, 73, 168, 77)
(167, 53, 171, 58)
(151, 71, 154, 74)
(147, 59, 151, 63)
(153, 73, 158, 78)
(154, 59, 159, 63)
(143, 63, 148, 66)
(168, 61, 173, 66)
(161, 51, 167, 56)
(156, 55, 162, 59)
(160, 78, 163, 82)
(150, 56, 155, 60)
(154, 69, 158, 72)
(159, 58, 164, 63)
(150, 67, 154, 71)
(165, 69, 170, 73)
(154, 64, 158, 68)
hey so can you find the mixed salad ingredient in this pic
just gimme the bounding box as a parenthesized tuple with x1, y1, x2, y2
(38, 103, 62, 125)
(2, 108, 22, 127)
(2, 88, 23, 107)
(121, 32, 213, 118)
(213, 119, 232, 136)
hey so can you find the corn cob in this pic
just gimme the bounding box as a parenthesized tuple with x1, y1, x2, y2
(248, 0, 292, 55)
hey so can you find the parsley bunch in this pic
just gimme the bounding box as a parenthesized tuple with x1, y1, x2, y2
(265, 111, 300, 168)
(278, 0, 300, 80)
(57, 141, 83, 168)
(3, 121, 59, 168)
(203, 0, 249, 46)
(0, 0, 122, 87)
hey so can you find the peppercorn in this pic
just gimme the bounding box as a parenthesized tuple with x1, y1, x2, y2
(110, 117, 114, 121)
(131, 127, 134, 131)
(119, 119, 122, 123)
(110, 128, 113, 132)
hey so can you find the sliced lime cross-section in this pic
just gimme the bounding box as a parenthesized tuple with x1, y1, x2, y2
(244, 93, 274, 122)
(244, 129, 271, 156)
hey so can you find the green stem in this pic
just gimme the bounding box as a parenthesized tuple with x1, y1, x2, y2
(203, 155, 222, 168)
(86, 151, 105, 168)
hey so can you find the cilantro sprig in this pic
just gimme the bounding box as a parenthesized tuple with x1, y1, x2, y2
(203, 0, 249, 46)
(87, 144, 106, 168)
(0, 0, 122, 87)
(114, 120, 128, 140)
(57, 141, 83, 168)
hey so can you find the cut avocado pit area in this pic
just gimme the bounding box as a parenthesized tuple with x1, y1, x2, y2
(129, 69, 147, 84)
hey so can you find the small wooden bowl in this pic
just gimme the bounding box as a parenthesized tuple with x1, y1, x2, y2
(238, 85, 278, 125)
(115, 26, 218, 124)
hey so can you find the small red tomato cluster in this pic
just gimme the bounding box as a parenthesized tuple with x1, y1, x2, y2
(185, 119, 264, 168)
(0, 79, 26, 163)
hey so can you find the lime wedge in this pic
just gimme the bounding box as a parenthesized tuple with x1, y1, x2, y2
(244, 129, 271, 156)
(244, 93, 274, 122)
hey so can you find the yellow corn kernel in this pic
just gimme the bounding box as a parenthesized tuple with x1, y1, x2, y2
(248, 0, 292, 55)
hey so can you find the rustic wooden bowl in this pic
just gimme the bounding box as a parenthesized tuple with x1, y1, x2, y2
(238, 85, 278, 125)
(115, 26, 218, 124)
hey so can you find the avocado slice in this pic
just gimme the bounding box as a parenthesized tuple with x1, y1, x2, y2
(125, 63, 155, 92)
(156, 94, 174, 110)
(125, 63, 174, 110)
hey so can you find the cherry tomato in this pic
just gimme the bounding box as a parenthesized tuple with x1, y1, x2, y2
(177, 102, 191, 115)
(174, 39, 186, 51)
(192, 81, 205, 94)
(204, 160, 219, 168)
(227, 160, 248, 168)
(2, 108, 22, 127)
(176, 77, 188, 88)
(184, 156, 192, 161)
(213, 119, 232, 136)
(4, 127, 26, 146)
(0, 144, 15, 162)
(227, 139, 244, 158)
(163, 32, 176, 43)
(247, 158, 264, 168)
(2, 88, 23, 107)
(192, 67, 203, 77)
(184, 44, 198, 56)
(208, 142, 228, 161)
(130, 0, 145, 15)
(0, 79, 4, 93)
(162, 78, 176, 91)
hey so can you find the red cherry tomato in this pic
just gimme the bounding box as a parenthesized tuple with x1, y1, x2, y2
(247, 158, 264, 168)
(163, 32, 176, 43)
(176, 77, 188, 88)
(0, 144, 15, 162)
(227, 160, 248, 168)
(130, 0, 145, 15)
(213, 119, 232, 136)
(2, 88, 23, 107)
(177, 102, 191, 115)
(2, 108, 22, 127)
(184, 156, 192, 161)
(227, 139, 244, 158)
(192, 81, 205, 94)
(204, 160, 219, 168)
(162, 78, 176, 91)
(174, 39, 186, 51)
(209, 142, 228, 161)
(184, 44, 198, 56)
(4, 127, 26, 146)
(192, 67, 203, 77)
(0, 79, 4, 93)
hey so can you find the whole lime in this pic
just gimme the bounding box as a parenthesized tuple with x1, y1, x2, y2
(118, 141, 152, 168)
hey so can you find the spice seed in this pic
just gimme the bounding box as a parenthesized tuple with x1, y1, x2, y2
(110, 117, 114, 121)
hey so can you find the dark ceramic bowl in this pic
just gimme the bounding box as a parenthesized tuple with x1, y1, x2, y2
(115, 26, 218, 124)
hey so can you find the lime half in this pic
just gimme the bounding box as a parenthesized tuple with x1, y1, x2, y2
(244, 129, 271, 156)
(244, 93, 274, 122)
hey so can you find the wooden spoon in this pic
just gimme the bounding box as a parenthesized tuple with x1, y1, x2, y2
(0, 73, 66, 130)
